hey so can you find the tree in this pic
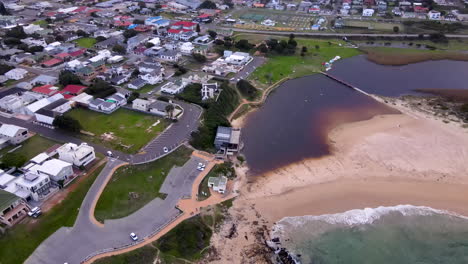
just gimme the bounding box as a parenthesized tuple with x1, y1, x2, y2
(0, 64, 14, 75)
(165, 104, 175, 119)
(192, 53, 207, 63)
(393, 26, 399, 33)
(3, 37, 21, 46)
(258, 43, 268, 53)
(76, 29, 89, 37)
(59, 71, 82, 86)
(315, 45, 320, 50)
(235, 39, 253, 51)
(53, 115, 82, 133)
(29, 45, 44, 53)
(1, 153, 27, 168)
(196, 24, 201, 33)
(288, 39, 297, 48)
(112, 44, 126, 54)
(138, 1, 146, 8)
(0, 2, 10, 15)
(123, 29, 137, 39)
(289, 33, 295, 41)
(301, 46, 308, 53)
(133, 19, 144, 24)
(236, 79, 259, 100)
(128, 92, 140, 103)
(96, 36, 107, 42)
(6, 26, 27, 39)
(198, 0, 217, 9)
(86, 79, 116, 98)
(207, 30, 217, 39)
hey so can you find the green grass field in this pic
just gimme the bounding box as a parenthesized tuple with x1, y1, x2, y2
(248, 37, 361, 86)
(94, 146, 192, 222)
(0, 135, 59, 160)
(0, 162, 106, 264)
(137, 84, 157, 94)
(32, 20, 48, 27)
(74, 37, 97, 48)
(66, 108, 168, 153)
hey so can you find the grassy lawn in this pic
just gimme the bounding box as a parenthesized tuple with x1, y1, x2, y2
(74, 37, 97, 48)
(66, 108, 169, 153)
(94, 146, 193, 222)
(0, 135, 59, 160)
(249, 37, 361, 86)
(95, 215, 213, 264)
(32, 20, 48, 27)
(0, 162, 106, 264)
(137, 84, 157, 94)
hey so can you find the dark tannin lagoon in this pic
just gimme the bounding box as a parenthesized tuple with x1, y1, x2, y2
(241, 74, 397, 174)
(241, 57, 468, 174)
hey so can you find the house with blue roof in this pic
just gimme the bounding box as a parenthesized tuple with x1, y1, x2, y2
(145, 16, 170, 28)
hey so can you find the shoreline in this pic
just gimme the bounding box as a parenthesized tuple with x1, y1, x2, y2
(211, 94, 468, 263)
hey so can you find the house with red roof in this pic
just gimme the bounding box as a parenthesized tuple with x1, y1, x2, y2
(72, 6, 88, 13)
(414, 5, 429, 13)
(168, 21, 198, 40)
(61, 85, 87, 96)
(32, 85, 59, 96)
(69, 48, 87, 58)
(55, 53, 71, 61)
(42, 58, 63, 68)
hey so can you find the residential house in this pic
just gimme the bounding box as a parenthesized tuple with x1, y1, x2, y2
(57, 143, 96, 167)
(23, 24, 43, 34)
(23, 93, 65, 116)
(214, 126, 241, 155)
(70, 93, 93, 107)
(193, 35, 213, 45)
(128, 78, 147, 90)
(0, 189, 30, 228)
(148, 100, 172, 117)
(106, 93, 127, 106)
(35, 99, 71, 125)
(179, 42, 195, 54)
(0, 124, 29, 145)
(5, 68, 28, 80)
(35, 159, 73, 182)
(32, 85, 59, 96)
(193, 45, 209, 56)
(167, 21, 198, 40)
(224, 51, 252, 65)
(110, 74, 131, 85)
(141, 69, 164, 85)
(127, 34, 151, 53)
(14, 172, 52, 202)
(158, 50, 182, 63)
(362, 8, 375, 16)
(160, 79, 188, 94)
(30, 75, 58, 86)
(139, 62, 163, 73)
(41, 58, 63, 68)
(207, 176, 227, 194)
(61, 85, 87, 98)
(132, 98, 151, 111)
(428, 10, 441, 20)
(201, 83, 219, 100)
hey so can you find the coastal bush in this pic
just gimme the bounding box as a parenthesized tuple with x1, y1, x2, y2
(176, 83, 203, 105)
(86, 79, 116, 99)
(236, 79, 259, 100)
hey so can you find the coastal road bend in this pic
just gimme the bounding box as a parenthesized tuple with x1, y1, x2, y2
(26, 155, 206, 264)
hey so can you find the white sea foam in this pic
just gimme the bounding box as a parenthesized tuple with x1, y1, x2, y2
(271, 205, 468, 237)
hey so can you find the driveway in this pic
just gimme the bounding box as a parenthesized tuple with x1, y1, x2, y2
(26, 155, 206, 264)
(230, 56, 266, 83)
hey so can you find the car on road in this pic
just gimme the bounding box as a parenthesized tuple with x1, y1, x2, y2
(130, 232, 138, 241)
(28, 207, 42, 218)
(197, 163, 206, 171)
(163, 147, 168, 153)
(106, 151, 113, 157)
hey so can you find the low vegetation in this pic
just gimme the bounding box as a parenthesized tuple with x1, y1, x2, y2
(0, 163, 106, 264)
(74, 37, 97, 48)
(198, 162, 236, 201)
(65, 108, 167, 153)
(237, 79, 259, 100)
(94, 146, 192, 222)
(0, 135, 58, 164)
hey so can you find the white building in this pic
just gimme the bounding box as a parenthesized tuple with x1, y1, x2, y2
(57, 143, 96, 167)
(23, 24, 43, 34)
(14, 172, 51, 201)
(160, 79, 188, 94)
(141, 70, 164, 85)
(0, 124, 29, 145)
(132, 98, 151, 111)
(224, 51, 252, 65)
(35, 159, 73, 182)
(208, 176, 227, 194)
(428, 10, 441, 20)
(179, 42, 195, 54)
(201, 83, 219, 100)
(5, 68, 28, 80)
(107, 55, 124, 64)
(362, 8, 375, 16)
(23, 93, 64, 116)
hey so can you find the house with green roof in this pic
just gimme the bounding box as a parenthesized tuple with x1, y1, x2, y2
(0, 189, 29, 228)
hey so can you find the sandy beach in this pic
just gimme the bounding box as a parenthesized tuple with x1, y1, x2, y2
(209, 96, 468, 264)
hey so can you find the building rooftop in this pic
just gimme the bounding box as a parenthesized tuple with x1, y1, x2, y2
(0, 189, 20, 213)
(0, 124, 26, 138)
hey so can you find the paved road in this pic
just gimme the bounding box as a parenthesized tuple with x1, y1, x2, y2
(26, 156, 206, 264)
(222, 27, 468, 38)
(0, 100, 202, 164)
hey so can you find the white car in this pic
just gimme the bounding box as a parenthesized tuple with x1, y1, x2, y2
(197, 163, 206, 171)
(163, 147, 168, 153)
(130, 232, 138, 241)
(106, 151, 113, 157)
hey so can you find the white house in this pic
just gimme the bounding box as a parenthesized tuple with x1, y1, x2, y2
(201, 83, 219, 100)
(148, 100, 172, 117)
(14, 172, 51, 201)
(179, 42, 195, 55)
(141, 70, 164, 85)
(128, 78, 147, 90)
(208, 176, 227, 194)
(158, 50, 182, 62)
(362, 8, 375, 16)
(36, 159, 74, 182)
(5, 68, 28, 80)
(23, 93, 64, 116)
(132, 98, 151, 111)
(107, 55, 124, 64)
(148, 37, 161, 46)
(160, 79, 188, 94)
(106, 93, 127, 106)
(428, 10, 441, 20)
(224, 51, 252, 65)
(57, 143, 96, 167)
(23, 24, 43, 34)
(0, 124, 29, 145)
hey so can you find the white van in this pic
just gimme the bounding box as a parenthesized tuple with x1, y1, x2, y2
(28, 207, 42, 217)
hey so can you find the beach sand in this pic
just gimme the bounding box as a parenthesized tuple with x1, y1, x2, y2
(209, 97, 468, 264)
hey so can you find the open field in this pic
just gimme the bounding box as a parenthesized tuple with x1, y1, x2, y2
(32, 20, 48, 27)
(230, 8, 314, 31)
(94, 146, 192, 222)
(0, 163, 106, 264)
(66, 108, 168, 153)
(74, 37, 97, 48)
(0, 135, 59, 160)
(246, 36, 361, 86)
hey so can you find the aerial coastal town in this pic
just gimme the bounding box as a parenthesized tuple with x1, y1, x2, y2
(0, 0, 468, 262)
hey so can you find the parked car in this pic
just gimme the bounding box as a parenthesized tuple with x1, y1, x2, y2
(130, 232, 138, 241)
(28, 207, 42, 218)
(107, 151, 113, 157)
(163, 147, 168, 153)
(197, 162, 206, 171)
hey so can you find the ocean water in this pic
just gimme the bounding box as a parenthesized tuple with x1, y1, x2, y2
(271, 205, 468, 264)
